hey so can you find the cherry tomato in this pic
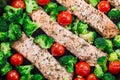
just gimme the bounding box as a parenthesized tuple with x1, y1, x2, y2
(10, 53, 23, 66)
(11, 0, 25, 9)
(74, 77, 85, 80)
(75, 62, 91, 77)
(37, 0, 50, 5)
(109, 61, 120, 75)
(57, 11, 72, 26)
(86, 73, 98, 80)
(98, 1, 110, 13)
(51, 43, 65, 57)
(6, 70, 20, 80)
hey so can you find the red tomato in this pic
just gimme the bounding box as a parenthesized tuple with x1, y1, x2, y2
(10, 53, 23, 66)
(74, 77, 85, 80)
(37, 0, 50, 5)
(6, 70, 20, 80)
(109, 61, 120, 75)
(11, 0, 25, 9)
(57, 11, 72, 26)
(75, 62, 91, 77)
(86, 73, 98, 80)
(98, 1, 110, 13)
(51, 43, 65, 57)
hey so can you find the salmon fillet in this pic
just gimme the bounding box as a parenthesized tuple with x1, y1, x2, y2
(56, 0, 119, 38)
(108, 0, 120, 7)
(31, 8, 107, 66)
(12, 33, 73, 80)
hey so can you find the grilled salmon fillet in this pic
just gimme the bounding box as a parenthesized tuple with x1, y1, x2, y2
(31, 8, 107, 66)
(108, 0, 120, 7)
(56, 0, 119, 38)
(12, 33, 73, 80)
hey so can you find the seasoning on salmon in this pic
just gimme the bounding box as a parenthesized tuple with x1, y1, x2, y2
(12, 33, 73, 80)
(31, 8, 107, 66)
(108, 0, 120, 7)
(56, 0, 119, 38)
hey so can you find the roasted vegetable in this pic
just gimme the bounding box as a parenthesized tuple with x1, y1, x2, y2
(103, 72, 116, 80)
(59, 55, 77, 73)
(94, 64, 104, 79)
(108, 52, 118, 61)
(0, 32, 8, 42)
(97, 56, 107, 72)
(0, 62, 12, 76)
(113, 35, 120, 47)
(0, 51, 6, 68)
(24, 0, 39, 13)
(31, 74, 44, 80)
(34, 34, 54, 49)
(0, 42, 11, 57)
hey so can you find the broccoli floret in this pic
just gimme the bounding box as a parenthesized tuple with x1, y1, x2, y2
(0, 42, 12, 57)
(94, 64, 104, 79)
(87, 0, 100, 7)
(23, 15, 39, 37)
(4, 5, 23, 22)
(0, 32, 8, 42)
(17, 65, 34, 75)
(34, 34, 54, 49)
(0, 51, 6, 68)
(59, 55, 77, 73)
(31, 74, 44, 80)
(104, 39, 114, 53)
(8, 23, 22, 42)
(24, 0, 39, 13)
(108, 52, 118, 61)
(79, 31, 96, 44)
(97, 56, 108, 72)
(108, 9, 120, 21)
(113, 35, 120, 47)
(0, 62, 12, 76)
(117, 22, 120, 30)
(20, 75, 32, 80)
(103, 72, 116, 80)
(77, 22, 89, 34)
(94, 38, 106, 50)
(44, 2, 57, 12)
(115, 49, 120, 60)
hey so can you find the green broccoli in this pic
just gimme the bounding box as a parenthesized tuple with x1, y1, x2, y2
(97, 56, 108, 72)
(23, 15, 39, 37)
(108, 52, 118, 61)
(34, 34, 54, 49)
(94, 64, 104, 79)
(94, 38, 106, 50)
(0, 42, 12, 57)
(44, 2, 58, 13)
(115, 49, 120, 60)
(79, 31, 96, 44)
(113, 35, 120, 47)
(86, 0, 100, 7)
(0, 62, 12, 76)
(31, 74, 44, 80)
(24, 0, 39, 13)
(77, 21, 89, 34)
(8, 23, 22, 42)
(108, 8, 120, 21)
(59, 55, 77, 73)
(117, 22, 120, 30)
(17, 65, 34, 75)
(0, 32, 8, 42)
(103, 72, 116, 80)
(104, 39, 114, 53)
(20, 75, 32, 80)
(0, 51, 6, 68)
(4, 5, 23, 23)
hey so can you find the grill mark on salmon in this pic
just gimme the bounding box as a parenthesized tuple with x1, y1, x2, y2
(31, 8, 107, 66)
(12, 33, 73, 80)
(56, 0, 119, 38)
